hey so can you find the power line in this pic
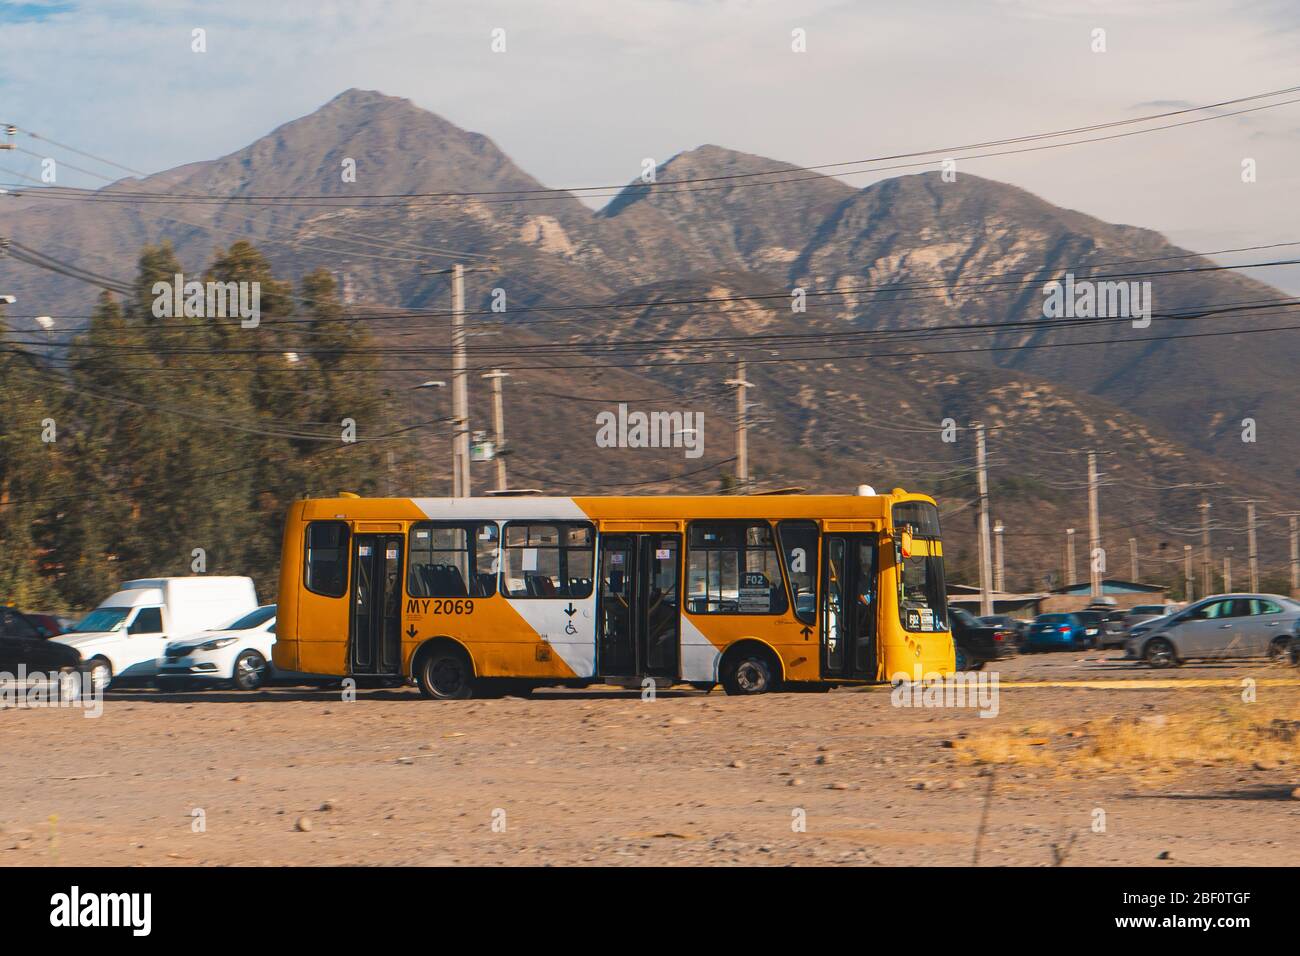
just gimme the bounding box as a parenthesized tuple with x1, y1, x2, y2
(7, 85, 1298, 207)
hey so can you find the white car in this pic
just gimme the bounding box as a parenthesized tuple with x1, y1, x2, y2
(155, 605, 280, 690)
(55, 576, 258, 689)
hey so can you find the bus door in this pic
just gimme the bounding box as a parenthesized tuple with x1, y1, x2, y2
(821, 534, 878, 680)
(349, 533, 404, 675)
(597, 534, 681, 679)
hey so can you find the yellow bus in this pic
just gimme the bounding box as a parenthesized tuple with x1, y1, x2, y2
(273, 489, 953, 698)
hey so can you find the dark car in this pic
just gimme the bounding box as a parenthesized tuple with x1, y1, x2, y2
(0, 606, 81, 673)
(24, 613, 66, 638)
(950, 607, 1018, 670)
(1096, 608, 1130, 649)
(979, 614, 1028, 646)
(1073, 610, 1108, 648)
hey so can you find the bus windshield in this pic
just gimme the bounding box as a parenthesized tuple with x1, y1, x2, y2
(899, 553, 947, 631)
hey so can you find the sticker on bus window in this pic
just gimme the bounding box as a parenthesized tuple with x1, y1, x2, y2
(611, 553, 624, 565)
(522, 548, 538, 571)
(739, 572, 770, 611)
(358, 546, 372, 557)
(655, 548, 671, 560)
(415, 530, 429, 539)
(919, 608, 934, 630)
(906, 609, 921, 630)
(386, 549, 398, 560)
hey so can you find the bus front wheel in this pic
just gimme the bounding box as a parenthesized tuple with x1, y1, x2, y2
(416, 647, 474, 700)
(721, 647, 780, 696)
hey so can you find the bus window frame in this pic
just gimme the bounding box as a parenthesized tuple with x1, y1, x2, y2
(406, 520, 500, 599)
(684, 519, 790, 617)
(895, 534, 948, 633)
(776, 519, 819, 626)
(303, 520, 351, 599)
(499, 520, 596, 600)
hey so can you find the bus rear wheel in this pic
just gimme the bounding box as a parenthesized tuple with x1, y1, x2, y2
(416, 647, 474, 700)
(721, 648, 780, 696)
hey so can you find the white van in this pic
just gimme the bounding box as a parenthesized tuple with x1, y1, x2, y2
(54, 577, 258, 689)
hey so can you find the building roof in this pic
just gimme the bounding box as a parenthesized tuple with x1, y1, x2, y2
(1049, 579, 1166, 595)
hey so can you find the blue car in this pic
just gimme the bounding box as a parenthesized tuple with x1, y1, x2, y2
(1024, 613, 1090, 651)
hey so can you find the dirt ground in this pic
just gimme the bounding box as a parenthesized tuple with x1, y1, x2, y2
(2, 651, 1298, 866)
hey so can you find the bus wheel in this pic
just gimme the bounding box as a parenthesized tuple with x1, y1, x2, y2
(416, 647, 474, 700)
(721, 648, 779, 696)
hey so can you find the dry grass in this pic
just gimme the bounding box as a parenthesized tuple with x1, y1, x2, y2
(951, 703, 1300, 778)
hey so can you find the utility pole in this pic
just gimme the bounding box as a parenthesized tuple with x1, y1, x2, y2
(1246, 500, 1259, 592)
(481, 369, 510, 493)
(1129, 536, 1139, 582)
(450, 264, 471, 498)
(993, 520, 1005, 593)
(725, 360, 753, 492)
(974, 423, 993, 617)
(1199, 498, 1212, 598)
(1183, 544, 1194, 601)
(1087, 451, 1102, 599)
(1065, 528, 1077, 587)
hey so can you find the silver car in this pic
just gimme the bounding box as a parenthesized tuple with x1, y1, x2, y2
(1125, 594, 1300, 666)
(1123, 603, 1181, 630)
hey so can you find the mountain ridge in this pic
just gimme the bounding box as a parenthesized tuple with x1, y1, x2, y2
(1, 88, 1296, 585)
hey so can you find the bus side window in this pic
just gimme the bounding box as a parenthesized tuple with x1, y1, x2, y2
(408, 523, 498, 598)
(686, 521, 788, 615)
(501, 522, 594, 599)
(777, 520, 819, 625)
(305, 521, 350, 598)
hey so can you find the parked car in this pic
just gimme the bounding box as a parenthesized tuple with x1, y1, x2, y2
(979, 614, 1028, 645)
(23, 613, 66, 638)
(53, 577, 258, 690)
(1023, 612, 1090, 651)
(1076, 605, 1129, 649)
(155, 604, 278, 691)
(950, 607, 1018, 670)
(0, 606, 81, 674)
(1123, 603, 1181, 631)
(1126, 593, 1300, 667)
(1073, 610, 1108, 648)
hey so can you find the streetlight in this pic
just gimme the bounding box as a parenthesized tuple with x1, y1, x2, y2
(409, 380, 449, 494)
(35, 315, 54, 352)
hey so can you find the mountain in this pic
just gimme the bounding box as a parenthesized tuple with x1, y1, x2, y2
(2, 89, 1297, 590)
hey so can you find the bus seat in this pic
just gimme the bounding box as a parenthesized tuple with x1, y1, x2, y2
(428, 564, 468, 597)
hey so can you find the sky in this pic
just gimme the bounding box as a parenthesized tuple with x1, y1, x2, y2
(2, 0, 1299, 292)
